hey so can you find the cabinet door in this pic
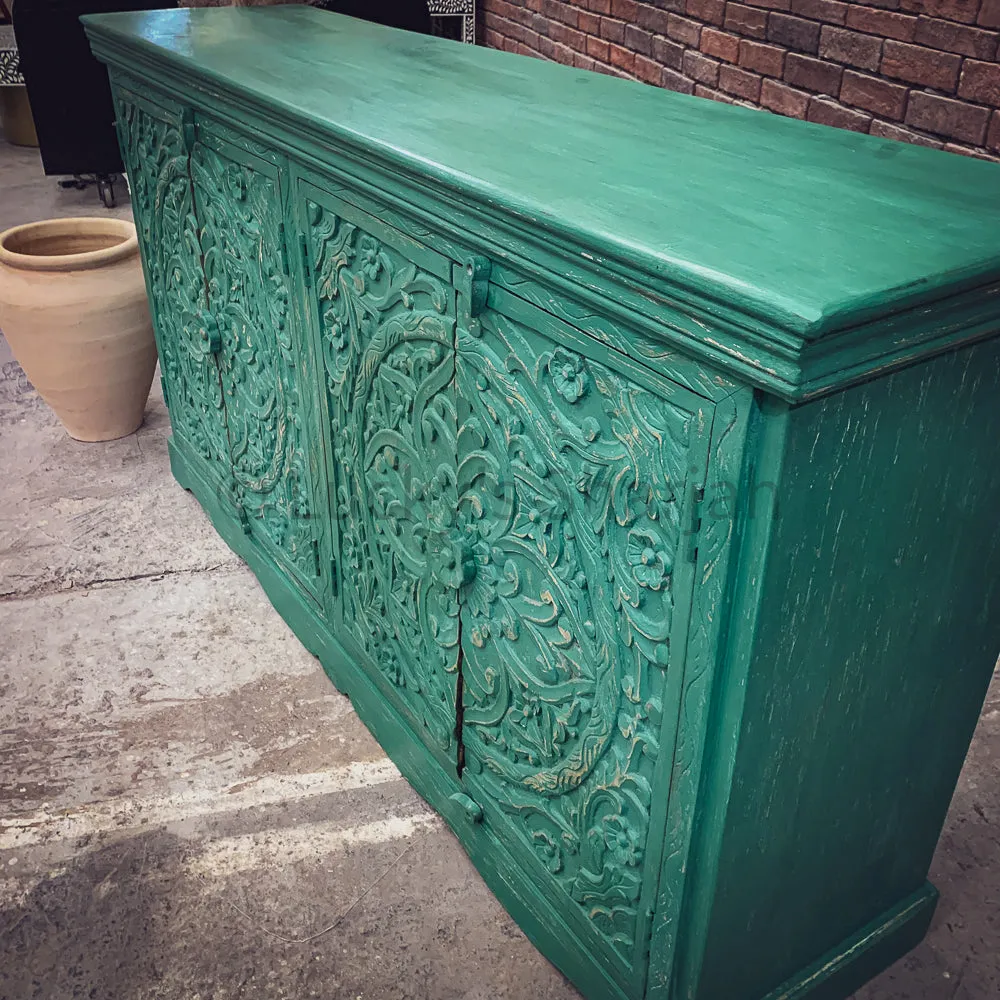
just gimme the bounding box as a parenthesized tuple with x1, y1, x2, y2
(189, 122, 329, 604)
(297, 181, 463, 765)
(456, 292, 713, 995)
(113, 86, 229, 491)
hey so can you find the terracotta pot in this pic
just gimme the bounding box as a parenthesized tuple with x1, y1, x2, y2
(0, 217, 157, 441)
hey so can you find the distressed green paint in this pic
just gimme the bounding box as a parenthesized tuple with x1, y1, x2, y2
(86, 10, 1000, 1000)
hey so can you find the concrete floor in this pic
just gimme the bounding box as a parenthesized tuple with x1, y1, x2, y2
(0, 137, 998, 1000)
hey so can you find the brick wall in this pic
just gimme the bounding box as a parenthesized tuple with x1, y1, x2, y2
(481, 0, 1000, 160)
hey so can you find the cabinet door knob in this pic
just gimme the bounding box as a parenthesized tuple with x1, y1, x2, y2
(193, 311, 221, 354)
(449, 792, 483, 823)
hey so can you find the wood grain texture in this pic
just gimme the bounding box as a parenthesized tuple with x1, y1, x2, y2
(692, 337, 1000, 1000)
(84, 8, 1000, 402)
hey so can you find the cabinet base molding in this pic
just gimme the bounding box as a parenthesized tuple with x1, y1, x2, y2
(761, 884, 938, 1000)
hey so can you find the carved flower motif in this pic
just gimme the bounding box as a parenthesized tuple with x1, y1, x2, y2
(324, 308, 348, 352)
(626, 530, 672, 591)
(603, 815, 643, 868)
(532, 831, 563, 874)
(548, 348, 588, 404)
(358, 235, 382, 281)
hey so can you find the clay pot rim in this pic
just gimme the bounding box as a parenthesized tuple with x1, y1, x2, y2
(0, 217, 139, 273)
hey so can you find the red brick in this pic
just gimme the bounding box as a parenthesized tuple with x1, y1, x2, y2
(668, 13, 703, 45)
(807, 97, 873, 131)
(662, 67, 697, 94)
(870, 119, 944, 147)
(609, 0, 639, 20)
(881, 40, 962, 91)
(683, 49, 722, 84)
(653, 35, 686, 69)
(844, 7, 917, 42)
(958, 60, 1000, 104)
(774, 14, 824, 55)
(785, 52, 845, 93)
(914, 17, 999, 58)
(761, 77, 812, 115)
(900, 0, 980, 23)
(695, 84, 735, 102)
(600, 16, 625, 43)
(719, 63, 764, 98)
(608, 42, 636, 72)
(586, 34, 612, 60)
(631, 7, 670, 36)
(981, 0, 1000, 28)
(791, 0, 848, 23)
(550, 21, 588, 51)
(941, 143, 1000, 162)
(573, 51, 599, 70)
(631, 52, 657, 83)
(588, 0, 612, 13)
(538, 35, 576, 62)
(624, 23, 653, 54)
(578, 10, 602, 34)
(906, 91, 991, 143)
(687, 0, 728, 26)
(751, 0, 793, 9)
(819, 26, 883, 70)
(702, 27, 743, 61)
(724, 3, 769, 38)
(840, 70, 909, 119)
(988, 112, 1000, 152)
(740, 39, 787, 76)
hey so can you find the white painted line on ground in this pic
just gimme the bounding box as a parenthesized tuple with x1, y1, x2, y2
(0, 758, 400, 851)
(186, 812, 443, 879)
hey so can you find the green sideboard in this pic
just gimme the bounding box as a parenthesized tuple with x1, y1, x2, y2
(83, 8, 1000, 1000)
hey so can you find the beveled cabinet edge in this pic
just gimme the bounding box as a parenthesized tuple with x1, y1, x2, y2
(87, 30, 1000, 404)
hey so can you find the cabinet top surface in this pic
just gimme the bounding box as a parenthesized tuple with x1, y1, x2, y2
(85, 5, 1000, 341)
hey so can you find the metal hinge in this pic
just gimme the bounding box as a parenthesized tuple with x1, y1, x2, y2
(181, 109, 196, 155)
(237, 503, 252, 536)
(299, 233, 312, 288)
(278, 224, 290, 275)
(685, 485, 705, 563)
(465, 255, 491, 317)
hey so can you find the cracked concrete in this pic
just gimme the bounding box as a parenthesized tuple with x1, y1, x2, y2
(0, 138, 998, 1000)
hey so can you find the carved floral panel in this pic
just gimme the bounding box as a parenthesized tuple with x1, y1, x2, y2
(115, 96, 229, 474)
(191, 140, 320, 586)
(307, 199, 461, 754)
(456, 308, 695, 966)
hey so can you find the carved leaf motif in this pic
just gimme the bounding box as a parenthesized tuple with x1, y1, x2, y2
(309, 201, 461, 751)
(191, 142, 317, 582)
(115, 98, 228, 469)
(457, 308, 693, 962)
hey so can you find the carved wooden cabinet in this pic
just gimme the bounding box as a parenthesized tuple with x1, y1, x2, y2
(86, 9, 1000, 1000)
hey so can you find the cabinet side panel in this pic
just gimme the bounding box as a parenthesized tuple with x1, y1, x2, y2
(696, 338, 1000, 1000)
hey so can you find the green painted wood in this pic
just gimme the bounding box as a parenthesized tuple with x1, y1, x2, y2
(84, 7, 1000, 401)
(689, 338, 1000, 1000)
(455, 293, 714, 997)
(190, 117, 329, 604)
(86, 10, 1000, 1000)
(296, 176, 464, 770)
(113, 86, 230, 496)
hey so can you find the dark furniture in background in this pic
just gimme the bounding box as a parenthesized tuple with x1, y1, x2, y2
(12, 0, 176, 205)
